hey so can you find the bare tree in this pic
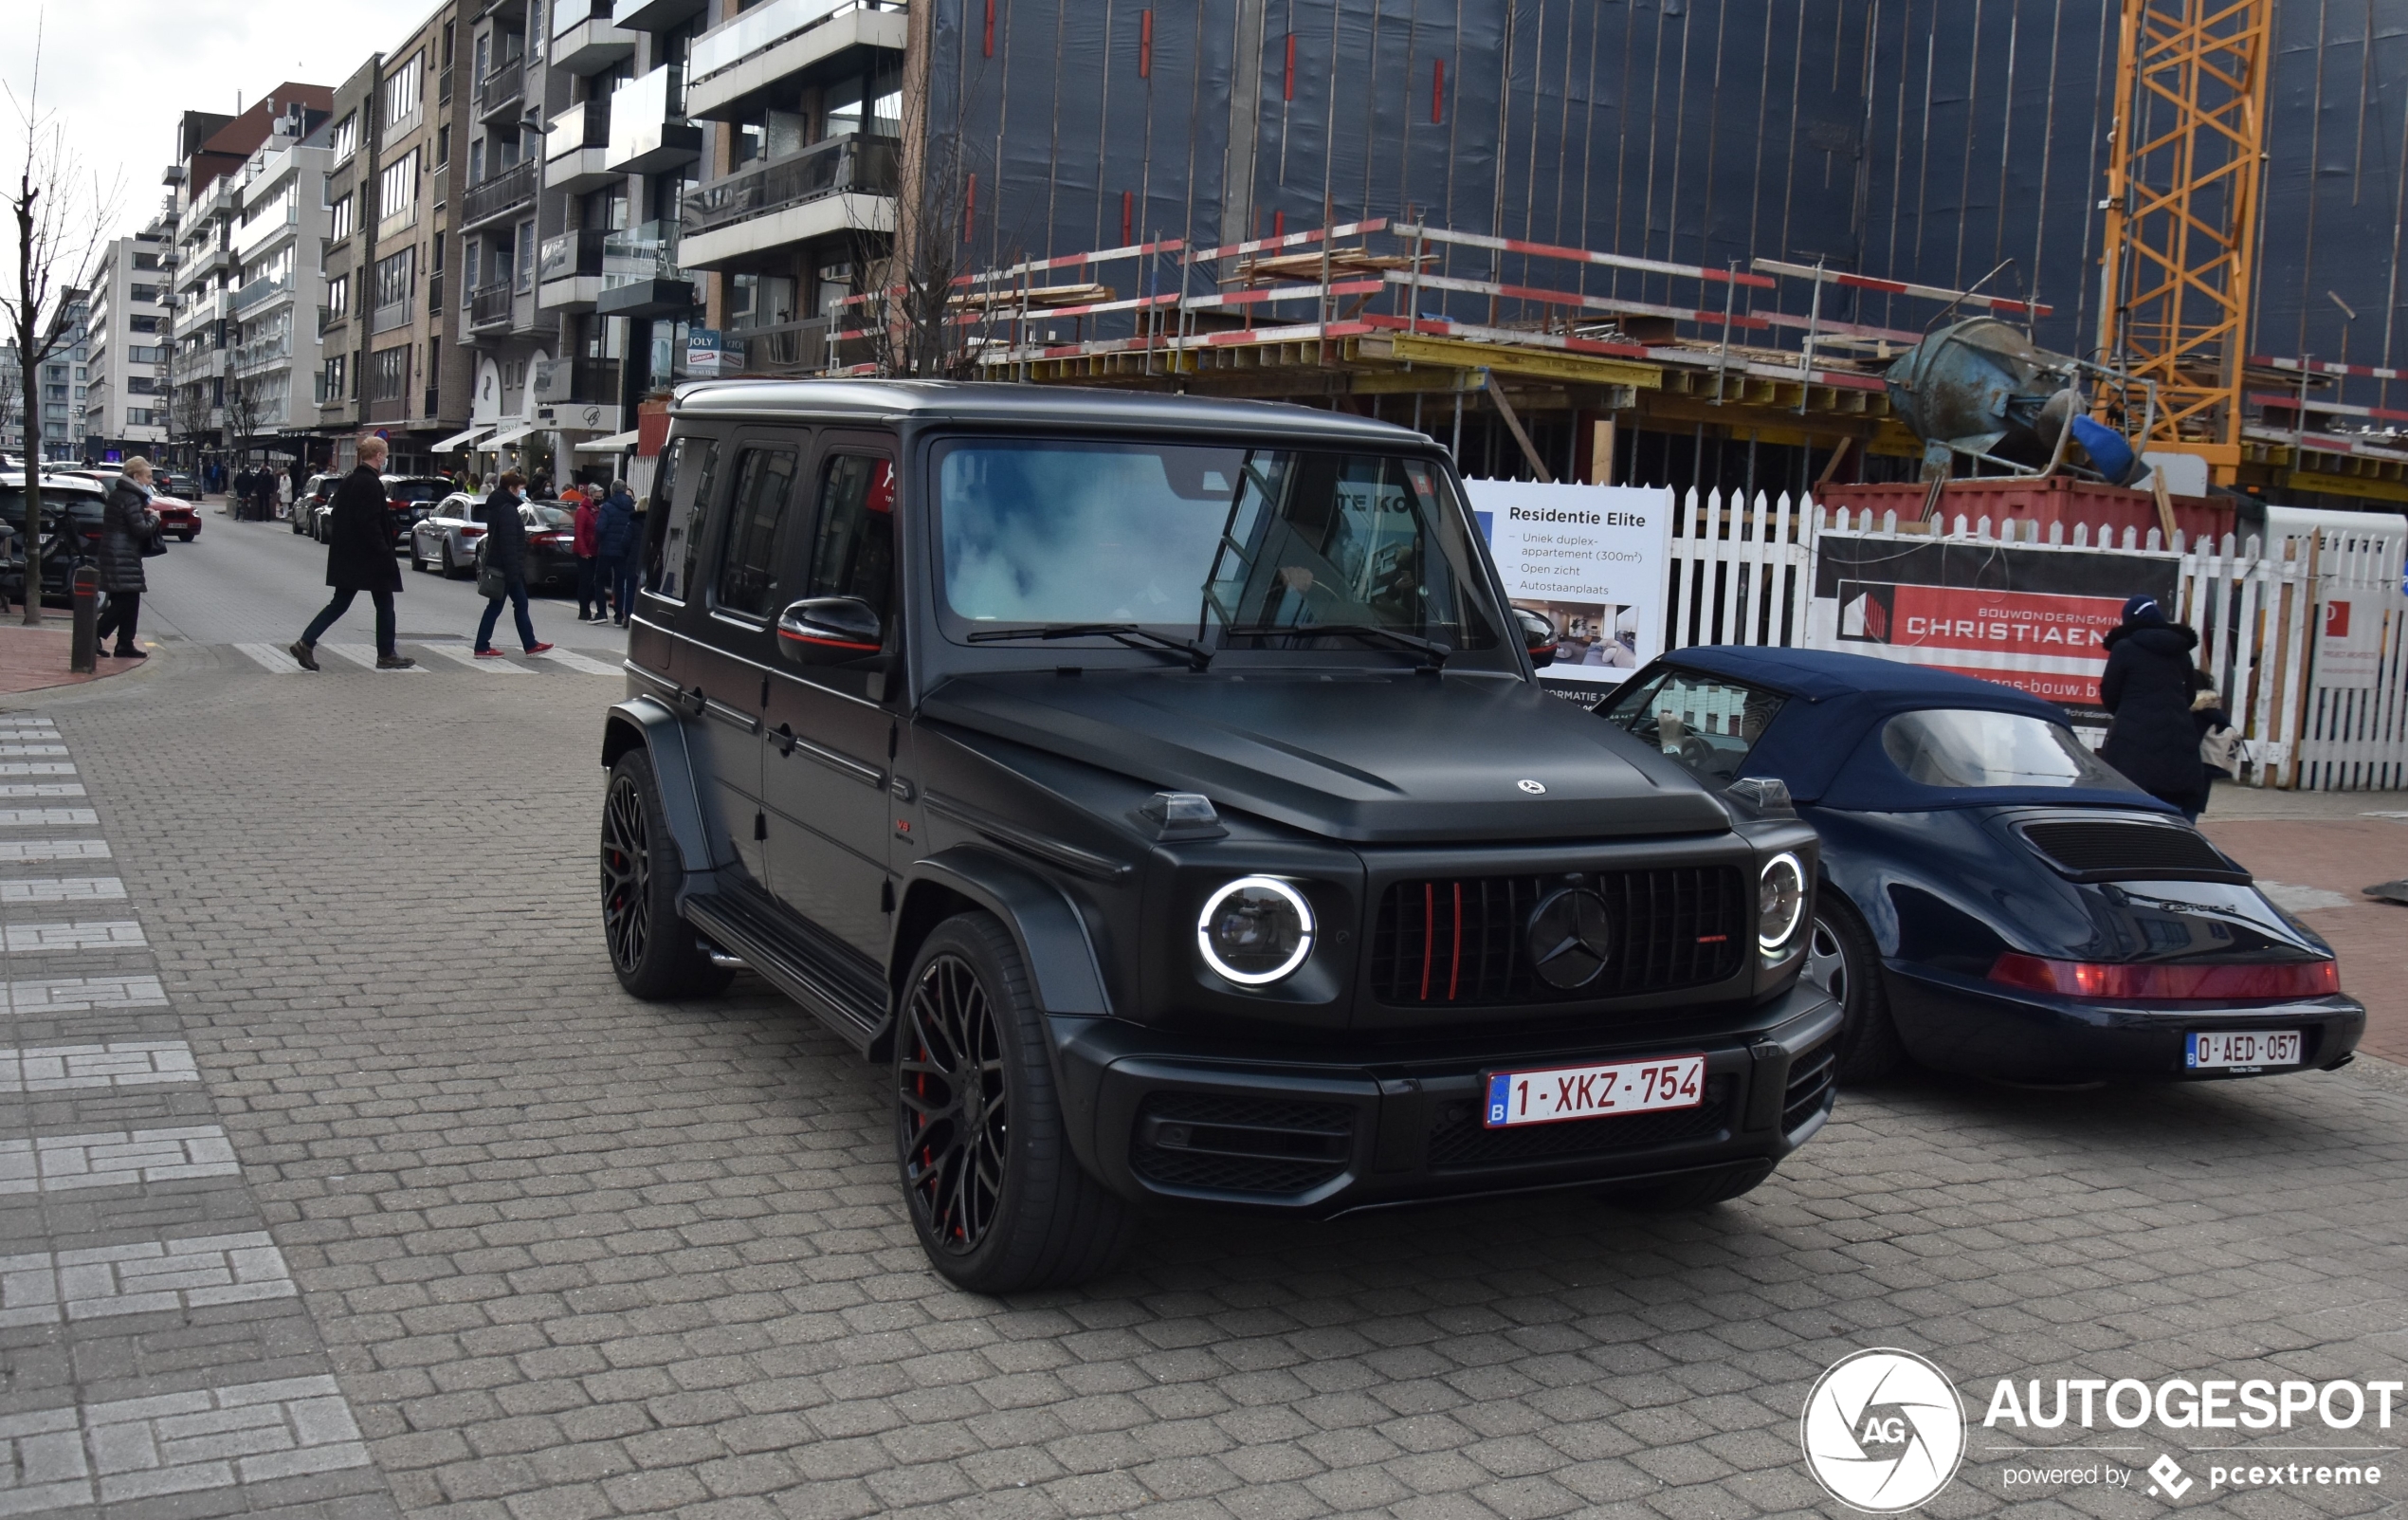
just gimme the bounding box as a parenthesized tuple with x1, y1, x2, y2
(3, 13, 120, 621)
(222, 375, 264, 502)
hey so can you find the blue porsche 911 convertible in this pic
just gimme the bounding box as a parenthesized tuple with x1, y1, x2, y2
(1594, 648, 2365, 1086)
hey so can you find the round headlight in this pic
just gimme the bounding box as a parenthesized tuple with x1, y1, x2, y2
(1196, 876, 1315, 985)
(1758, 852, 1806, 952)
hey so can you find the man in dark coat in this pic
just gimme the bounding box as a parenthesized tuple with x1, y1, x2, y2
(95, 456, 160, 659)
(473, 469, 553, 657)
(289, 437, 414, 670)
(2099, 594, 2207, 817)
(593, 481, 639, 627)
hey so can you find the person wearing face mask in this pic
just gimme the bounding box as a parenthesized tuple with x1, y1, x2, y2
(96, 455, 163, 659)
(472, 469, 554, 658)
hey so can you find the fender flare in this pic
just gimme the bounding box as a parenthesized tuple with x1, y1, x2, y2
(892, 846, 1113, 1019)
(601, 696, 721, 899)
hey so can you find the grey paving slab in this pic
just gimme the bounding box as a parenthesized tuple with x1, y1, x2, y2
(0, 1230, 298, 1326)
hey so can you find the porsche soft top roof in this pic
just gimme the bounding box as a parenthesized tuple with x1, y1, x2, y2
(668, 378, 1432, 448)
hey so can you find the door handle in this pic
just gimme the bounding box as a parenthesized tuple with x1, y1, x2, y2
(772, 723, 798, 757)
(683, 686, 707, 719)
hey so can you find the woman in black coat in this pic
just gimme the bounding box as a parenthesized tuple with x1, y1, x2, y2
(96, 457, 160, 658)
(288, 439, 412, 670)
(2098, 594, 2208, 817)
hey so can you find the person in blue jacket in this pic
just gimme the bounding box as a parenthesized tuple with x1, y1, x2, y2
(594, 481, 640, 627)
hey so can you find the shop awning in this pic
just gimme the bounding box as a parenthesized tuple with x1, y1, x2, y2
(431, 424, 492, 451)
(483, 422, 538, 449)
(575, 430, 641, 453)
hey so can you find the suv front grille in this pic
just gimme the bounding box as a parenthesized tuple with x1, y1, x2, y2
(1426, 1077, 1733, 1170)
(1130, 1092, 1354, 1196)
(2020, 820, 2235, 878)
(1369, 867, 1746, 1005)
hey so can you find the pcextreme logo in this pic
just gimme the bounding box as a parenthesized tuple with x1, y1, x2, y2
(1799, 1349, 1967, 1513)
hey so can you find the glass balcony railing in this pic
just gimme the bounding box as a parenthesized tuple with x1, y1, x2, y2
(552, 0, 605, 33)
(230, 272, 293, 313)
(687, 0, 896, 82)
(544, 98, 612, 161)
(684, 133, 900, 237)
(606, 64, 699, 174)
(601, 220, 685, 288)
(538, 229, 611, 283)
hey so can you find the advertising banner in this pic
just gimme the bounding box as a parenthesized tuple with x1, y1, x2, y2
(1468, 480, 1672, 691)
(1809, 533, 2181, 711)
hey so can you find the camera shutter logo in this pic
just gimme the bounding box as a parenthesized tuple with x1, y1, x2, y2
(1800, 1349, 1965, 1512)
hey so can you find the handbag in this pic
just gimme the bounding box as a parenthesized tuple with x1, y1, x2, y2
(139, 511, 168, 559)
(2200, 724, 2242, 777)
(475, 543, 505, 599)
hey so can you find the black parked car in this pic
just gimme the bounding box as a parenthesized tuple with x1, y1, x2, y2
(1595, 647, 2364, 1086)
(597, 381, 1839, 1291)
(470, 502, 582, 591)
(0, 473, 109, 605)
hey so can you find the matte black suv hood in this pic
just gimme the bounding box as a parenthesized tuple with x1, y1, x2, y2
(921, 670, 1731, 844)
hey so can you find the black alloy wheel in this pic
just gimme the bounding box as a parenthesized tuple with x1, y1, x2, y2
(1807, 895, 1906, 1083)
(892, 914, 1130, 1292)
(898, 952, 1009, 1254)
(599, 749, 730, 999)
(441, 541, 457, 577)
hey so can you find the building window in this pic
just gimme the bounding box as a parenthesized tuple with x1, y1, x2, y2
(126, 408, 155, 427)
(515, 221, 535, 293)
(330, 113, 358, 164)
(378, 151, 418, 221)
(435, 125, 450, 168)
(330, 193, 354, 242)
(322, 354, 346, 400)
(374, 247, 415, 309)
(327, 273, 350, 315)
(384, 54, 423, 131)
(370, 344, 410, 400)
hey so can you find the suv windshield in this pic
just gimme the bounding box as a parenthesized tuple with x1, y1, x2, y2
(934, 439, 1506, 663)
(1881, 708, 2141, 791)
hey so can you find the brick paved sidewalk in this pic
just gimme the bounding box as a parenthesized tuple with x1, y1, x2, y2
(9, 655, 2407, 1520)
(0, 619, 148, 695)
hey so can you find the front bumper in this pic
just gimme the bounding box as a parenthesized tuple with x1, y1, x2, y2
(1047, 981, 1842, 1216)
(1884, 962, 2365, 1081)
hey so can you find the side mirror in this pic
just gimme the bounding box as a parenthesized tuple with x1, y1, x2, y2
(776, 595, 884, 664)
(1514, 606, 1557, 669)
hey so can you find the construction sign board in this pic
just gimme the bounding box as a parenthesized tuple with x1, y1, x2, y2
(1468, 480, 1673, 691)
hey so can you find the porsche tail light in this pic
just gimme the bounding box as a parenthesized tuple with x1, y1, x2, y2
(1987, 953, 2339, 1001)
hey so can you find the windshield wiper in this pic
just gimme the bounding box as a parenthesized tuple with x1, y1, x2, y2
(1218, 622, 1450, 668)
(965, 622, 1213, 670)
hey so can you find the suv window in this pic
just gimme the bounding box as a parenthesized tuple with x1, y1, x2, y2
(715, 445, 800, 617)
(802, 455, 895, 625)
(650, 434, 718, 602)
(1599, 668, 1786, 787)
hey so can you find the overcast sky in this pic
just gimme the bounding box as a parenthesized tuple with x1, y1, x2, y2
(3, 0, 406, 251)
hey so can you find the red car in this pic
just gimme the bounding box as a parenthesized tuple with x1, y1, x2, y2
(150, 493, 202, 542)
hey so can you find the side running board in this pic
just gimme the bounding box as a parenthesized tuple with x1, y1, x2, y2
(682, 891, 888, 1053)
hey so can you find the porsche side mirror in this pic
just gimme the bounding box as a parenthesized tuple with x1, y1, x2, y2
(1514, 606, 1557, 669)
(776, 595, 884, 664)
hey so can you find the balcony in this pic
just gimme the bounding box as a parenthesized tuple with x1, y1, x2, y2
(731, 316, 830, 376)
(371, 297, 414, 336)
(318, 304, 348, 337)
(538, 229, 610, 310)
(606, 64, 701, 174)
(367, 394, 410, 424)
(230, 272, 294, 314)
(686, 0, 904, 122)
(596, 221, 696, 318)
(680, 133, 898, 270)
(476, 56, 527, 126)
(613, 0, 705, 34)
(544, 98, 617, 193)
(231, 332, 293, 374)
(469, 281, 515, 331)
(462, 159, 538, 231)
(173, 245, 229, 292)
(235, 201, 300, 260)
(553, 0, 636, 74)
(532, 356, 620, 406)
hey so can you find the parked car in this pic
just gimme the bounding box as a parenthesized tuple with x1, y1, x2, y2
(0, 472, 109, 604)
(151, 491, 201, 541)
(381, 476, 451, 550)
(408, 492, 487, 576)
(1595, 647, 2365, 1087)
(465, 502, 582, 591)
(596, 381, 1840, 1291)
(293, 473, 340, 536)
(154, 470, 200, 501)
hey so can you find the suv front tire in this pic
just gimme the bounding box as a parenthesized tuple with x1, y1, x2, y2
(896, 913, 1130, 1292)
(601, 748, 733, 1000)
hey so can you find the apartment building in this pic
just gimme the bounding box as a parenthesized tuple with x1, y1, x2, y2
(33, 291, 89, 463)
(362, 5, 478, 472)
(80, 218, 173, 460)
(314, 59, 381, 466)
(226, 113, 337, 462)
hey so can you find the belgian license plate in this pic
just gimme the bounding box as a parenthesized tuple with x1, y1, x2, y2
(1484, 1054, 1707, 1128)
(2187, 1030, 2302, 1069)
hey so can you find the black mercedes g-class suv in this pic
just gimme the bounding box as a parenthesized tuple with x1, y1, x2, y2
(598, 380, 1838, 1291)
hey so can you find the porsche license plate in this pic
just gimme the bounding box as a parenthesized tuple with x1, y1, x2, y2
(1484, 1054, 1706, 1128)
(2187, 1030, 2302, 1069)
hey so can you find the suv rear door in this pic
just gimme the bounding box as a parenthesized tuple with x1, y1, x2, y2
(760, 434, 899, 959)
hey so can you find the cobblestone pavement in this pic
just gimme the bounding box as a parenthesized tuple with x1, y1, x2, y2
(6, 643, 2406, 1520)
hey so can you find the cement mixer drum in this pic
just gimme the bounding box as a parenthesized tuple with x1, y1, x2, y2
(1885, 318, 2081, 471)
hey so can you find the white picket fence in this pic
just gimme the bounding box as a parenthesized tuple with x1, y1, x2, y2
(1658, 487, 2406, 789)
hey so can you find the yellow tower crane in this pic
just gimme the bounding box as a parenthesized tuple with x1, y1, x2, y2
(2094, 0, 2271, 486)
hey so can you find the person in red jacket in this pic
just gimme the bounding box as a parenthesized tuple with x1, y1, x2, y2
(571, 485, 603, 623)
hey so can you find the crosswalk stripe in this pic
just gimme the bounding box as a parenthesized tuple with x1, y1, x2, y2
(0, 877, 124, 903)
(421, 643, 534, 673)
(0, 745, 66, 757)
(531, 649, 621, 677)
(0, 974, 163, 1012)
(321, 644, 429, 672)
(0, 810, 98, 827)
(0, 763, 76, 776)
(3, 922, 146, 953)
(232, 643, 302, 674)
(0, 841, 109, 862)
(0, 784, 84, 798)
(0, 1040, 197, 1092)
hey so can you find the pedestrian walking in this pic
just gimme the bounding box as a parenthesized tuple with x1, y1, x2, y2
(231, 466, 252, 520)
(572, 485, 602, 622)
(95, 455, 162, 660)
(2098, 594, 2208, 819)
(289, 435, 416, 671)
(594, 479, 640, 626)
(473, 470, 554, 658)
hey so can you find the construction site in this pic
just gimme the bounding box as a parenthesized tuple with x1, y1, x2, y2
(796, 0, 2408, 520)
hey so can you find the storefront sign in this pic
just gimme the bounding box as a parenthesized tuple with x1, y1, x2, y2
(1468, 480, 1672, 692)
(1810, 533, 2180, 711)
(684, 327, 727, 377)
